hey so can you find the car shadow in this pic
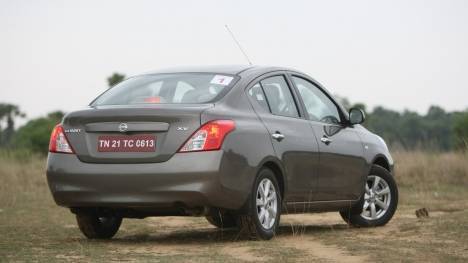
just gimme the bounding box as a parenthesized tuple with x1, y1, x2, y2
(104, 223, 351, 245)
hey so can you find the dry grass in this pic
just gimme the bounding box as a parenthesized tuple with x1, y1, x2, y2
(392, 151, 468, 211)
(0, 150, 467, 262)
(393, 150, 468, 187)
(0, 151, 48, 208)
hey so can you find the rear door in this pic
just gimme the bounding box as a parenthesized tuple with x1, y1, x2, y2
(289, 74, 367, 201)
(246, 73, 320, 203)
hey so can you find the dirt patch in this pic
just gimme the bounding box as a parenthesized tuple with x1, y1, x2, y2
(282, 213, 344, 226)
(146, 217, 193, 227)
(221, 245, 271, 262)
(145, 216, 207, 229)
(280, 235, 369, 262)
(55, 254, 86, 261)
(116, 243, 208, 256)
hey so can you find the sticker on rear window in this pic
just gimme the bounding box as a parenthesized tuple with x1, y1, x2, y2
(210, 75, 233, 86)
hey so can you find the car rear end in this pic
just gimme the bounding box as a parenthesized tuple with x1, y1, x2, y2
(46, 72, 246, 216)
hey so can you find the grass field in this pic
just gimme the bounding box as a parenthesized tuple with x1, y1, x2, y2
(0, 151, 467, 262)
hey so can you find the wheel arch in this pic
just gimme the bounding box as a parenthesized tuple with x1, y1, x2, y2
(258, 157, 287, 199)
(371, 154, 391, 173)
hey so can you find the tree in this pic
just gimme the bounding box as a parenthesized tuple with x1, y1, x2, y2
(0, 103, 26, 146)
(424, 106, 453, 150)
(362, 104, 455, 151)
(365, 106, 406, 149)
(107, 73, 126, 87)
(453, 111, 468, 150)
(13, 111, 64, 154)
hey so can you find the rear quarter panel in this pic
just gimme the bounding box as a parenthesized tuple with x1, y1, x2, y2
(201, 81, 279, 205)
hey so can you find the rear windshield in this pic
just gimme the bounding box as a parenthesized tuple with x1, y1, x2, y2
(91, 73, 237, 106)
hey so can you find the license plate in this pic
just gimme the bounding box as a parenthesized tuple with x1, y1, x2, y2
(97, 135, 156, 152)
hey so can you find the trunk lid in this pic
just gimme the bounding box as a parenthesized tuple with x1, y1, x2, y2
(62, 104, 211, 163)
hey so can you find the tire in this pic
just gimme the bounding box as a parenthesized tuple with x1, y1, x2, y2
(237, 167, 282, 240)
(76, 213, 122, 239)
(340, 165, 398, 227)
(205, 209, 237, 229)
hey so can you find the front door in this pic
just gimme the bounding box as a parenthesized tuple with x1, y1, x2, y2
(290, 75, 367, 201)
(246, 74, 320, 203)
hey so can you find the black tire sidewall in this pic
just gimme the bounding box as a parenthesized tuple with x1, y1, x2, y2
(343, 165, 398, 227)
(76, 214, 122, 239)
(205, 209, 237, 229)
(250, 168, 282, 239)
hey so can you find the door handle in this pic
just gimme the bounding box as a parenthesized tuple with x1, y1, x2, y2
(272, 132, 285, 141)
(320, 136, 332, 145)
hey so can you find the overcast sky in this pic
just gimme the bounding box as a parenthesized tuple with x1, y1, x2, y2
(1, 0, 467, 121)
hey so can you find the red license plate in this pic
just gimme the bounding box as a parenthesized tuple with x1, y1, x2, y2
(98, 135, 156, 152)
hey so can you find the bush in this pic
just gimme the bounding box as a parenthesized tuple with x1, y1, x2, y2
(13, 111, 64, 154)
(453, 111, 468, 150)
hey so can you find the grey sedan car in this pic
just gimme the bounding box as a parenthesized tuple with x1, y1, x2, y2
(47, 65, 398, 240)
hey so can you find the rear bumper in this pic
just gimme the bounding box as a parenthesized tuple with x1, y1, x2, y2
(46, 151, 248, 211)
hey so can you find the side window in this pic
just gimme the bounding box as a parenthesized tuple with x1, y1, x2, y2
(292, 76, 341, 124)
(248, 83, 270, 112)
(261, 76, 299, 118)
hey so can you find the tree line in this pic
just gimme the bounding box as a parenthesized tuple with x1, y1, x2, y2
(337, 96, 468, 151)
(0, 73, 467, 154)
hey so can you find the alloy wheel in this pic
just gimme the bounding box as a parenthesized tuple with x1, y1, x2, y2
(361, 175, 392, 220)
(256, 178, 278, 229)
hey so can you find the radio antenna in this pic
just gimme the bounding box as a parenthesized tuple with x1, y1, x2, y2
(225, 24, 253, 65)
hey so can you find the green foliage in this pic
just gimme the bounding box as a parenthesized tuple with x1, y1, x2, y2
(365, 106, 405, 148)
(107, 72, 126, 87)
(13, 111, 64, 154)
(358, 106, 455, 151)
(337, 98, 457, 151)
(452, 111, 468, 150)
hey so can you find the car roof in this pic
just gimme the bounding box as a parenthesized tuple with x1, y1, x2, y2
(145, 65, 254, 75)
(143, 65, 298, 76)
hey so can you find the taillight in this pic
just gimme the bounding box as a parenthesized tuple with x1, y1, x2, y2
(178, 120, 235, 152)
(49, 124, 74, 154)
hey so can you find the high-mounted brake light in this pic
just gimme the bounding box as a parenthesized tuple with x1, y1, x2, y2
(178, 120, 235, 152)
(49, 124, 74, 154)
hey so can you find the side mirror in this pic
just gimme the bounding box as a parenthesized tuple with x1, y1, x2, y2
(349, 108, 365, 125)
